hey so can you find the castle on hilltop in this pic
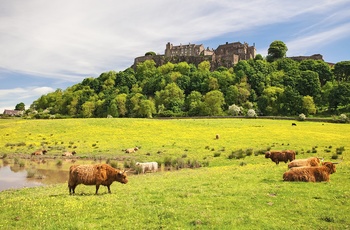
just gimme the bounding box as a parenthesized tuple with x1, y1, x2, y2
(134, 41, 256, 69)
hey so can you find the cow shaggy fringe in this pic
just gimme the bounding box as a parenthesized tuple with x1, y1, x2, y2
(283, 162, 336, 182)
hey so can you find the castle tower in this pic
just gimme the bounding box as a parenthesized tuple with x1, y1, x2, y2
(165, 42, 173, 57)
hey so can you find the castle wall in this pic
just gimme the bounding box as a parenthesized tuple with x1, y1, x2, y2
(134, 41, 256, 70)
(288, 54, 324, 62)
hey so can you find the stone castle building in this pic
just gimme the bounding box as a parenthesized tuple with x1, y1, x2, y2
(134, 41, 256, 69)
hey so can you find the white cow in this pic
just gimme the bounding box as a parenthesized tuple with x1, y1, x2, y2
(136, 162, 158, 173)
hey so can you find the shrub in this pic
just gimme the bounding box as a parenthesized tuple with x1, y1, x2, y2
(27, 168, 36, 178)
(245, 148, 253, 156)
(247, 109, 257, 118)
(164, 157, 172, 167)
(336, 146, 345, 155)
(14, 158, 20, 164)
(124, 160, 136, 168)
(109, 161, 119, 169)
(134, 165, 142, 174)
(19, 161, 25, 167)
(298, 113, 306, 121)
(228, 104, 243, 116)
(172, 158, 185, 169)
(214, 152, 221, 157)
(331, 154, 338, 160)
(188, 159, 201, 168)
(339, 114, 348, 123)
(228, 149, 245, 159)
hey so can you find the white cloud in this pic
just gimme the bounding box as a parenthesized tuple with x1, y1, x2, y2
(0, 87, 54, 112)
(286, 22, 350, 57)
(0, 0, 349, 111)
(1, 0, 348, 79)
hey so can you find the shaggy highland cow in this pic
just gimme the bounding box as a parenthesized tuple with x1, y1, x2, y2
(288, 157, 321, 168)
(265, 150, 296, 165)
(68, 164, 128, 194)
(283, 162, 337, 182)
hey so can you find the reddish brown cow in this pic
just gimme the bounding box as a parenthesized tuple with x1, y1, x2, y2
(265, 150, 296, 165)
(288, 157, 321, 168)
(283, 162, 336, 182)
(31, 150, 47, 156)
(68, 163, 128, 194)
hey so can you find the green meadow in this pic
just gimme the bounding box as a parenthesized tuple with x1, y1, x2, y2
(0, 118, 349, 229)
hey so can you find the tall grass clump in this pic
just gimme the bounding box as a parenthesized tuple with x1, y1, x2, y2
(228, 149, 245, 159)
(56, 160, 63, 167)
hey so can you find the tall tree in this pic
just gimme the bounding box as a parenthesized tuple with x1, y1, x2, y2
(202, 90, 225, 116)
(302, 96, 317, 115)
(266, 40, 288, 62)
(185, 91, 203, 116)
(328, 83, 350, 110)
(334, 61, 350, 83)
(278, 86, 303, 116)
(155, 83, 185, 113)
(15, 102, 25, 111)
(139, 99, 156, 118)
(299, 60, 333, 86)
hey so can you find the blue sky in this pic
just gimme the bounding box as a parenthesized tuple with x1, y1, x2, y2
(1, 0, 350, 112)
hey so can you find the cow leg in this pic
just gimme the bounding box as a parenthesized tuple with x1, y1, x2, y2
(69, 185, 76, 195)
(107, 185, 111, 193)
(95, 185, 100, 195)
(72, 185, 76, 194)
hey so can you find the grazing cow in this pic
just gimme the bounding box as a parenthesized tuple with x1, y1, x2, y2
(265, 150, 296, 165)
(125, 147, 139, 153)
(68, 164, 128, 194)
(292, 123, 297, 126)
(62, 151, 77, 157)
(136, 162, 158, 174)
(31, 150, 47, 156)
(288, 157, 321, 168)
(283, 162, 336, 182)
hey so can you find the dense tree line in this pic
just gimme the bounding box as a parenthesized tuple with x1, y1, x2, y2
(29, 42, 350, 118)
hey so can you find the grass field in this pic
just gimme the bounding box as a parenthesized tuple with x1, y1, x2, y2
(0, 118, 349, 229)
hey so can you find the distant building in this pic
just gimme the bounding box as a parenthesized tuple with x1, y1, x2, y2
(165, 42, 204, 57)
(3, 109, 23, 116)
(134, 41, 256, 69)
(213, 41, 256, 68)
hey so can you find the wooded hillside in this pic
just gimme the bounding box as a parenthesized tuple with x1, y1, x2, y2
(29, 44, 350, 119)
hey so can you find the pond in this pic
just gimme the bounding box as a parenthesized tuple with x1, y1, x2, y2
(0, 158, 103, 192)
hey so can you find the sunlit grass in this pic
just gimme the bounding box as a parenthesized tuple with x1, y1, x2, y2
(0, 118, 349, 228)
(1, 118, 349, 166)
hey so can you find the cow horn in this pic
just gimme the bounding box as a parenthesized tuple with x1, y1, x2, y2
(331, 162, 339, 164)
(317, 157, 324, 161)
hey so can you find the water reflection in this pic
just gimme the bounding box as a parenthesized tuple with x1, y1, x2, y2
(0, 165, 44, 191)
(0, 158, 95, 192)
